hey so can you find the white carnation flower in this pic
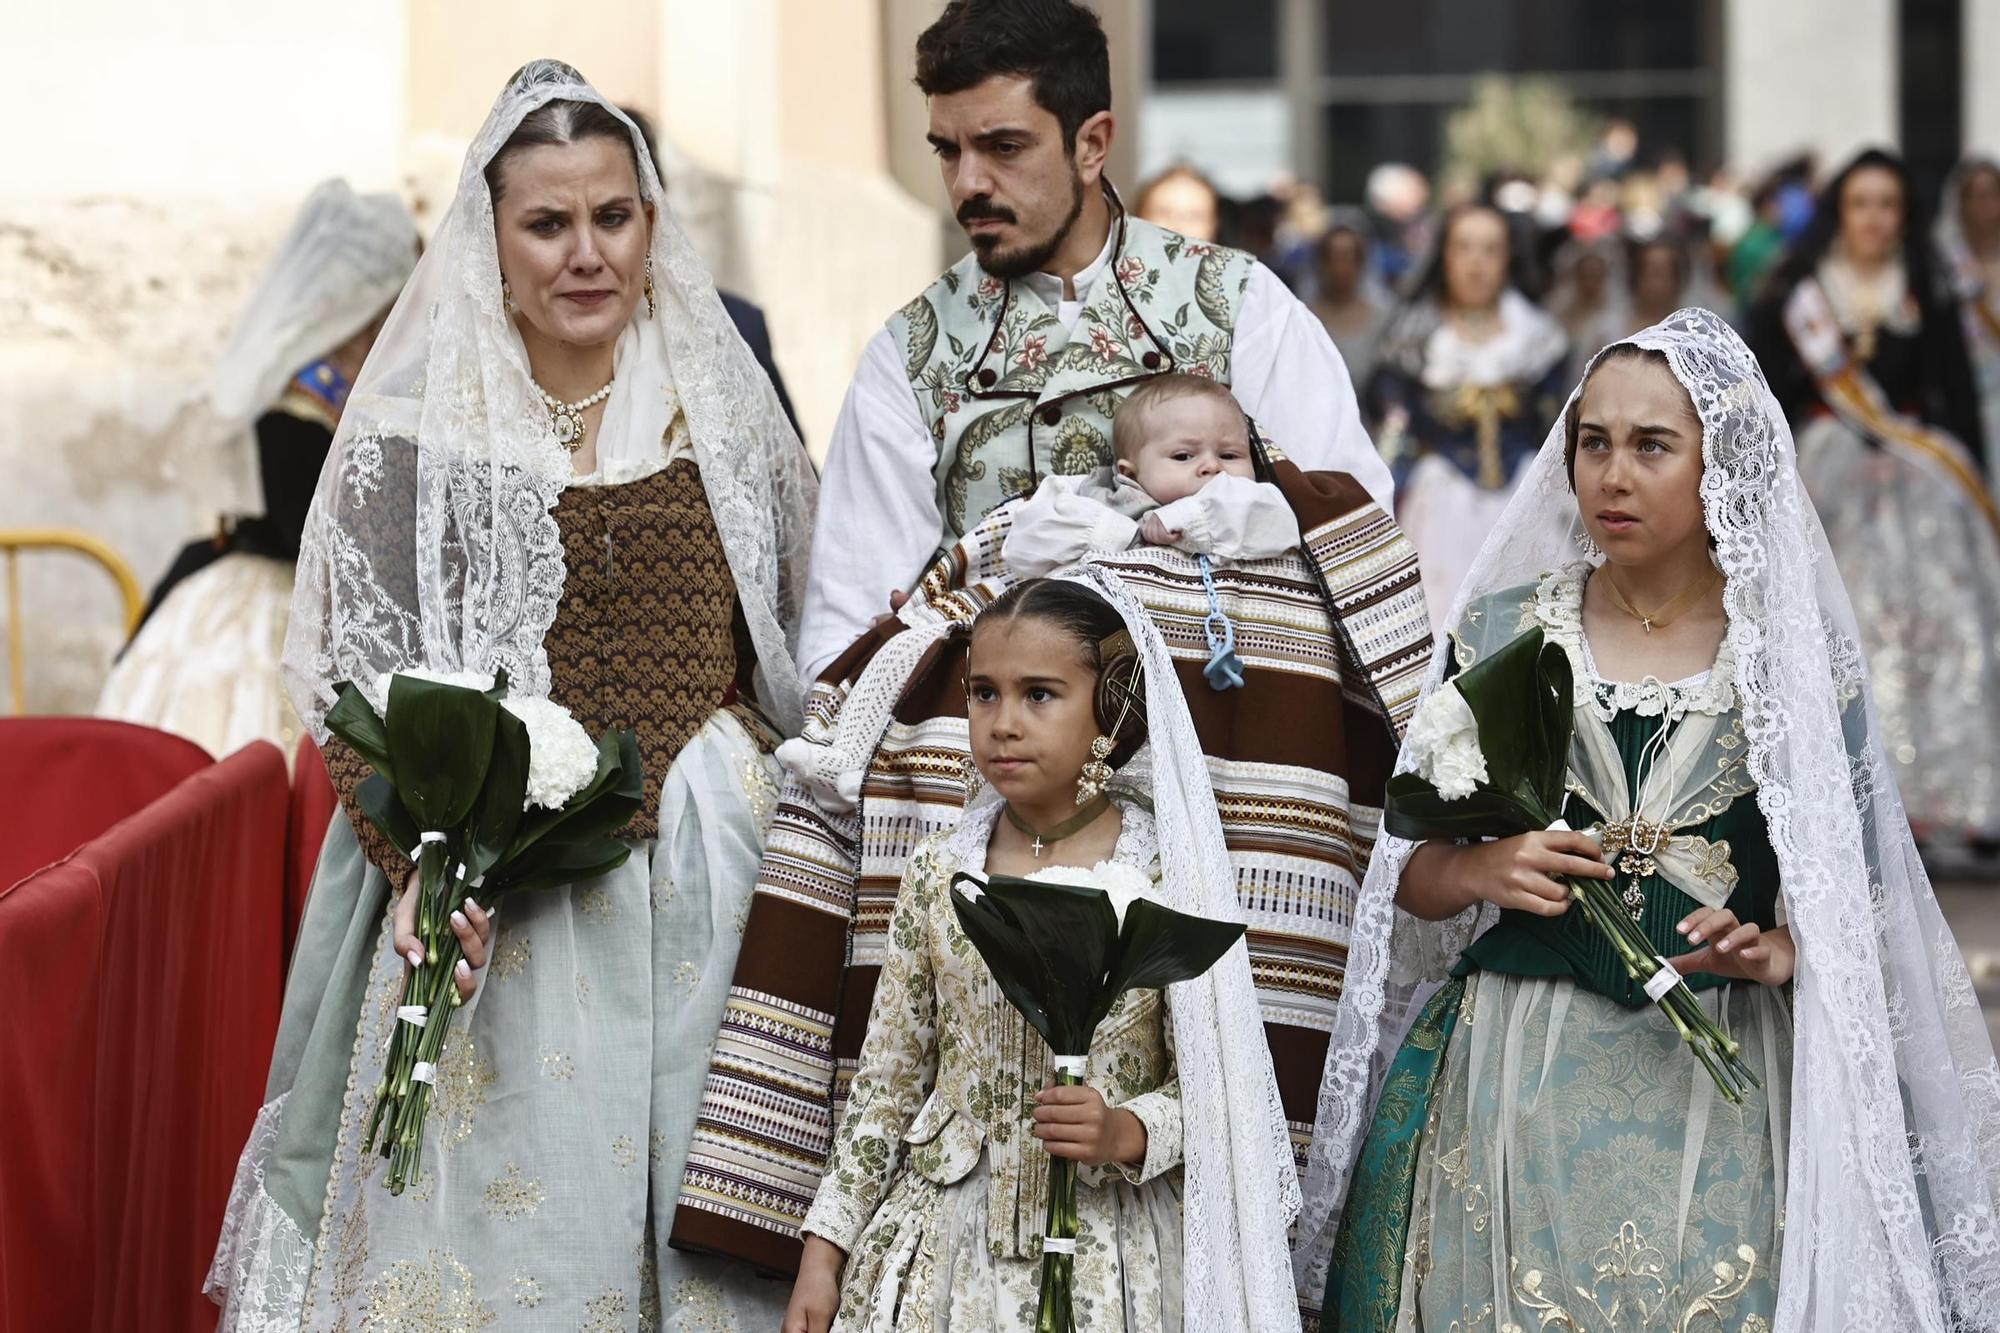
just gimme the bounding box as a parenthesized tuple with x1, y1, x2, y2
(1406, 682, 1489, 801)
(501, 696, 600, 810)
(1023, 859, 1155, 928)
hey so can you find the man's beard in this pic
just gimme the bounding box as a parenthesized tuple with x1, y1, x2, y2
(963, 169, 1086, 280)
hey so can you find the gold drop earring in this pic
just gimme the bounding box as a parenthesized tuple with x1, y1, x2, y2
(501, 275, 515, 314)
(644, 254, 657, 318)
(1074, 734, 1115, 806)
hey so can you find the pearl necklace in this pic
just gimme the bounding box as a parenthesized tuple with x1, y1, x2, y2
(533, 375, 614, 452)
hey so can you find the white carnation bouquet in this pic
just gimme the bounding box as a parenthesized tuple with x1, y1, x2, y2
(325, 668, 643, 1193)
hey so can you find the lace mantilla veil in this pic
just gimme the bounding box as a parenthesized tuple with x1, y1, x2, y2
(207, 179, 419, 507)
(283, 61, 815, 738)
(1056, 566, 1305, 1332)
(1293, 308, 2000, 1328)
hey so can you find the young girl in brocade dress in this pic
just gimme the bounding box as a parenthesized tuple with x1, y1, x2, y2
(785, 577, 1301, 1333)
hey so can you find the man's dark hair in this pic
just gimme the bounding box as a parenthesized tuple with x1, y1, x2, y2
(914, 0, 1111, 151)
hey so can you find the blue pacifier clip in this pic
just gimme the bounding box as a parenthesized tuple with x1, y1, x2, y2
(1198, 554, 1245, 691)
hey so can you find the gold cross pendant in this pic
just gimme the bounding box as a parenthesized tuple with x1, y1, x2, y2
(1640, 617, 1654, 634)
(1031, 836, 1045, 857)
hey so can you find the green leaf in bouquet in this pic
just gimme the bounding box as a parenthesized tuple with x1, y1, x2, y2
(482, 839, 635, 896)
(950, 873, 1119, 1057)
(356, 773, 420, 861)
(384, 674, 500, 831)
(1450, 627, 1569, 809)
(1383, 772, 1544, 842)
(1097, 898, 1246, 1023)
(463, 705, 531, 883)
(949, 876, 1058, 1035)
(326, 681, 398, 788)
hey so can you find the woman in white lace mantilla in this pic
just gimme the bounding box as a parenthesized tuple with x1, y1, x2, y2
(204, 61, 816, 1330)
(1295, 309, 2000, 1331)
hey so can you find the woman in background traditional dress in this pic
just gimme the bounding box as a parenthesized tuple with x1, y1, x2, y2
(1371, 203, 1568, 635)
(204, 61, 816, 1330)
(1938, 155, 2000, 467)
(1310, 211, 1393, 400)
(1748, 147, 2000, 848)
(96, 180, 418, 759)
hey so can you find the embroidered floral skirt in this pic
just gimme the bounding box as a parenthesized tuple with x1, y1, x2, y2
(1797, 416, 2000, 842)
(835, 1155, 1183, 1332)
(206, 710, 793, 1330)
(1331, 970, 1792, 1333)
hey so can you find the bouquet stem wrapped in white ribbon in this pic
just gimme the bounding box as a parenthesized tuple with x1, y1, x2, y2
(325, 669, 643, 1193)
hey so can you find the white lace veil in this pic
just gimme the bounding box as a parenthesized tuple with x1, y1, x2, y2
(1294, 308, 2000, 1328)
(1066, 566, 1303, 1332)
(283, 61, 815, 736)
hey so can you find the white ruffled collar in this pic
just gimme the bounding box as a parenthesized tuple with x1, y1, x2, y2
(1531, 561, 1737, 722)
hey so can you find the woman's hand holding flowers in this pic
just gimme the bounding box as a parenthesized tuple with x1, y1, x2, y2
(1032, 1084, 1148, 1167)
(1399, 830, 1613, 921)
(395, 870, 493, 1002)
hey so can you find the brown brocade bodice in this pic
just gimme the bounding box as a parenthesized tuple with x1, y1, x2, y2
(326, 458, 752, 878)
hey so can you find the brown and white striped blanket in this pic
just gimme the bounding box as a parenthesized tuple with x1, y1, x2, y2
(669, 459, 1431, 1278)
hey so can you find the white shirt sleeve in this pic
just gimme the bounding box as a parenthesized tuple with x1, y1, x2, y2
(1229, 262, 1396, 512)
(1149, 475, 1302, 561)
(1001, 474, 1141, 577)
(796, 328, 944, 683)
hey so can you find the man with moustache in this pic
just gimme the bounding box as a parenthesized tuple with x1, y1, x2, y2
(796, 0, 1394, 680)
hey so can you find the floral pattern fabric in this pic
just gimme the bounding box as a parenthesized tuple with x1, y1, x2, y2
(890, 209, 1254, 546)
(803, 804, 1185, 1331)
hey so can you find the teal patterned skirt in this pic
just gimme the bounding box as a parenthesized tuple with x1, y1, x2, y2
(1327, 970, 1792, 1332)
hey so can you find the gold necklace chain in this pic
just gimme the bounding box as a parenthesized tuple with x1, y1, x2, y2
(1600, 565, 1718, 634)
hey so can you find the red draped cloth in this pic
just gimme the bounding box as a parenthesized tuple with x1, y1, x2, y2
(0, 718, 212, 889)
(0, 742, 289, 1333)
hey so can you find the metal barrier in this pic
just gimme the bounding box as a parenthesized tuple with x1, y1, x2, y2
(0, 528, 145, 714)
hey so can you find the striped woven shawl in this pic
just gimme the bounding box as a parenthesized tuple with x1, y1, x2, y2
(670, 459, 1432, 1276)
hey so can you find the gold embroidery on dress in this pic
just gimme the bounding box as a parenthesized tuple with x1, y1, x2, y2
(671, 1275, 742, 1330)
(433, 1031, 496, 1151)
(652, 876, 679, 912)
(576, 971, 594, 1004)
(490, 933, 531, 981)
(362, 1247, 497, 1331)
(581, 1287, 633, 1333)
(578, 885, 616, 920)
(511, 1273, 542, 1308)
(1507, 1228, 1761, 1332)
(673, 960, 702, 994)
(480, 1162, 545, 1221)
(408, 1169, 437, 1203)
(742, 755, 779, 825)
(612, 1134, 639, 1168)
(539, 1046, 575, 1081)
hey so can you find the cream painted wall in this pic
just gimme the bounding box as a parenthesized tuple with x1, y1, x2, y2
(16, 0, 408, 196)
(1725, 0, 1897, 174)
(1968, 0, 2000, 156)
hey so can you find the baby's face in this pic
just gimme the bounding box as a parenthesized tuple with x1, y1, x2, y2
(1119, 394, 1255, 504)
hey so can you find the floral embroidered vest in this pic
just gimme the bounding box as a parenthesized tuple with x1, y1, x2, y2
(889, 204, 1255, 550)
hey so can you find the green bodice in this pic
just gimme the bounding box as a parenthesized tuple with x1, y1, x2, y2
(1457, 702, 1781, 1005)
